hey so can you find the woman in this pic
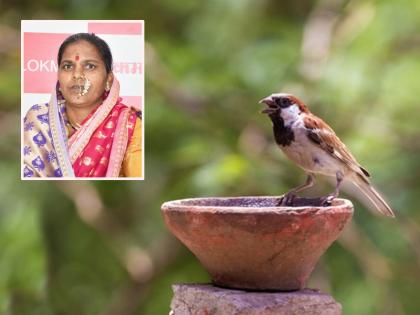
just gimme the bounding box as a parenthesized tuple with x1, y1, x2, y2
(23, 33, 142, 178)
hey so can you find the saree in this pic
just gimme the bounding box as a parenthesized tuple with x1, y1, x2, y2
(23, 79, 141, 178)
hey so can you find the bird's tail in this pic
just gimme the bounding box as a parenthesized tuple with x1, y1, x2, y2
(351, 174, 395, 218)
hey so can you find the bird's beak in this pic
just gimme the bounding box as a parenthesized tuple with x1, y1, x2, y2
(259, 96, 277, 114)
(259, 97, 275, 106)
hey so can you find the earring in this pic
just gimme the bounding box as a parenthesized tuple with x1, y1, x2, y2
(105, 82, 110, 91)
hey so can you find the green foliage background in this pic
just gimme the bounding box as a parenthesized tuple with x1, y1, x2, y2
(1, 0, 420, 314)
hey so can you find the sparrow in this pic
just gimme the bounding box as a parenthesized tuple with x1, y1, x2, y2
(260, 93, 395, 217)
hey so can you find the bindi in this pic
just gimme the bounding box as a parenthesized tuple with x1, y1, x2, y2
(75, 55, 80, 61)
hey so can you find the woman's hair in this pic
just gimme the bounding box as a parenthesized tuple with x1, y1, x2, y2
(57, 33, 113, 74)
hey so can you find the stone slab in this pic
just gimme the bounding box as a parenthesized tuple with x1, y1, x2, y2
(170, 284, 341, 315)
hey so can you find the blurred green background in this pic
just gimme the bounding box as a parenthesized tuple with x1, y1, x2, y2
(1, 0, 420, 314)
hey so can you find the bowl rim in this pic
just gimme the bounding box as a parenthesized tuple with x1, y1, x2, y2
(161, 196, 354, 214)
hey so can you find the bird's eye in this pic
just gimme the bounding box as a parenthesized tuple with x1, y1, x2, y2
(279, 98, 292, 108)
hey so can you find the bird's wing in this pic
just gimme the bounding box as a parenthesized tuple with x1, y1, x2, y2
(303, 114, 370, 179)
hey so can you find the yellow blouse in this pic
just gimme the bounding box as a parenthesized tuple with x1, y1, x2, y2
(120, 116, 142, 177)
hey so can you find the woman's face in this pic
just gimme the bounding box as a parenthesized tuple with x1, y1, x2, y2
(58, 40, 112, 108)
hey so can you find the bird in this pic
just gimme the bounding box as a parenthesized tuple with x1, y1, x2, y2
(260, 93, 395, 217)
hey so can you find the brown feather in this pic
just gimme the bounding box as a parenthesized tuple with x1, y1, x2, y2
(303, 114, 369, 178)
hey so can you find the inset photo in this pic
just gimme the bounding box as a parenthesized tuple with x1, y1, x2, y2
(21, 20, 144, 179)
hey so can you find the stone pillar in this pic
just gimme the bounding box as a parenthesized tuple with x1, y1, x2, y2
(170, 284, 342, 315)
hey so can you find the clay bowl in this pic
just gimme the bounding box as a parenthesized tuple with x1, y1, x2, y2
(161, 196, 353, 291)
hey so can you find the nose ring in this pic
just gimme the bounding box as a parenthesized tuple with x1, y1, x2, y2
(73, 74, 91, 97)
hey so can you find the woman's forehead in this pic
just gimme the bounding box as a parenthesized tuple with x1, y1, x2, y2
(61, 40, 102, 61)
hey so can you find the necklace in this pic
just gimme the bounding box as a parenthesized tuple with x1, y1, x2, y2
(67, 117, 81, 130)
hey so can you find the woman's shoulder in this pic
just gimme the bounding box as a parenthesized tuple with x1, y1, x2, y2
(128, 107, 141, 120)
(118, 100, 141, 113)
(118, 101, 142, 120)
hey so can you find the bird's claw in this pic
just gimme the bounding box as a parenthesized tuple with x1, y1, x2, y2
(278, 193, 297, 206)
(319, 194, 336, 206)
(277, 193, 337, 207)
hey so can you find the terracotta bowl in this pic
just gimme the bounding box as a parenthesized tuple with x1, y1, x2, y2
(161, 196, 353, 291)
